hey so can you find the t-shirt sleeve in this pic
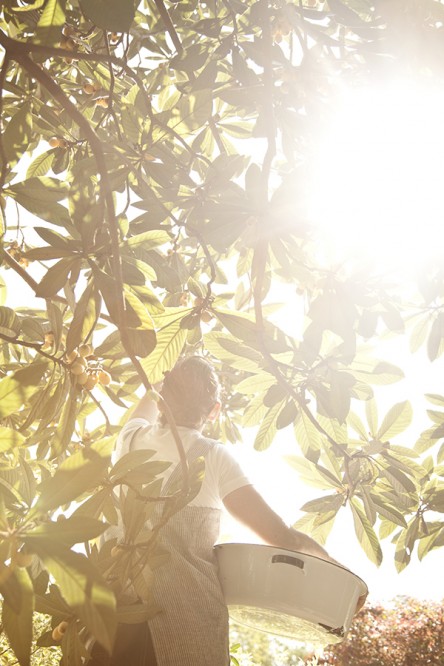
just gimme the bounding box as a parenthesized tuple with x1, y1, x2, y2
(113, 418, 151, 464)
(211, 444, 252, 501)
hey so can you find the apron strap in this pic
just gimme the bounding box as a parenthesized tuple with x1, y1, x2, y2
(162, 437, 210, 496)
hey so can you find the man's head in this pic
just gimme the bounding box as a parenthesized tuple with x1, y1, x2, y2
(159, 355, 221, 429)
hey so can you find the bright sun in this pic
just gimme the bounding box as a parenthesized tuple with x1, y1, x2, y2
(308, 82, 444, 273)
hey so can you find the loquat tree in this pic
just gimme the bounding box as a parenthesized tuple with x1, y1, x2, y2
(0, 0, 444, 664)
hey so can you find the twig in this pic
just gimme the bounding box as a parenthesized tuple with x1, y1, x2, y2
(0, 331, 64, 365)
(153, 0, 183, 53)
(187, 225, 217, 300)
(88, 390, 112, 434)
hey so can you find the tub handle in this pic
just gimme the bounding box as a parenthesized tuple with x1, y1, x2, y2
(271, 554, 304, 570)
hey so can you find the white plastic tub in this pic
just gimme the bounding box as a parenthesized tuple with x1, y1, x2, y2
(215, 543, 367, 646)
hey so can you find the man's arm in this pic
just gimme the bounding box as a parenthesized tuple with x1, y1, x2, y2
(223, 485, 330, 560)
(130, 389, 160, 423)
(223, 484, 368, 612)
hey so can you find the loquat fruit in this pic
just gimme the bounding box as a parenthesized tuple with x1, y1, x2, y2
(52, 621, 69, 641)
(84, 373, 99, 390)
(70, 360, 87, 375)
(76, 371, 89, 385)
(65, 350, 79, 364)
(98, 370, 112, 386)
(78, 343, 93, 357)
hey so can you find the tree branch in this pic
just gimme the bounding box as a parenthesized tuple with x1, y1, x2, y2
(153, 0, 183, 53)
(0, 331, 64, 365)
(0, 53, 10, 195)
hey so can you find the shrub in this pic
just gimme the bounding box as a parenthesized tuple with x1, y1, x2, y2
(318, 597, 444, 666)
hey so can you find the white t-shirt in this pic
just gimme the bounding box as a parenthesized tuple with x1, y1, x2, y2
(114, 419, 251, 510)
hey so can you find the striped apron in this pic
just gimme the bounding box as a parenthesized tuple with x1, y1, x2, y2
(147, 438, 230, 666)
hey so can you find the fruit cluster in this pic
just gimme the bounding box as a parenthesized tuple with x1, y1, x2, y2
(65, 343, 111, 390)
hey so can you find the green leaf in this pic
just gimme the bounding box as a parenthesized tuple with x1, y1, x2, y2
(369, 493, 407, 527)
(35, 0, 66, 45)
(365, 398, 378, 437)
(276, 400, 298, 430)
(109, 448, 156, 480)
(204, 331, 263, 373)
(427, 312, 444, 361)
(285, 455, 342, 490)
(214, 309, 290, 354)
(0, 305, 21, 336)
(380, 464, 417, 495)
(126, 230, 171, 250)
(5, 177, 69, 226)
(242, 393, 268, 427)
(254, 401, 284, 451)
(66, 281, 101, 354)
(52, 385, 80, 457)
(24, 516, 108, 546)
(35, 258, 78, 298)
(32, 438, 113, 515)
(79, 0, 137, 32)
(31, 541, 116, 652)
(393, 524, 415, 572)
(350, 498, 383, 565)
(418, 525, 444, 560)
(141, 317, 187, 384)
(3, 104, 33, 168)
(0, 427, 26, 452)
(235, 371, 276, 395)
(300, 493, 343, 513)
(26, 149, 55, 178)
(294, 410, 323, 462)
(377, 401, 413, 440)
(0, 361, 48, 419)
(347, 411, 368, 440)
(2, 567, 34, 666)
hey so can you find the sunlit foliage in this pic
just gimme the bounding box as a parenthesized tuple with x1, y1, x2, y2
(1, 0, 444, 663)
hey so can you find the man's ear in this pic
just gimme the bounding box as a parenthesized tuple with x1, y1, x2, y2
(207, 401, 221, 422)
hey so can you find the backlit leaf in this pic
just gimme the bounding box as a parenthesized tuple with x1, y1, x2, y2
(79, 0, 136, 32)
(0, 427, 26, 452)
(31, 541, 116, 652)
(3, 104, 33, 168)
(35, 0, 66, 45)
(350, 498, 383, 565)
(25, 516, 108, 546)
(0, 362, 48, 420)
(2, 567, 34, 666)
(377, 401, 413, 440)
(35, 258, 78, 298)
(254, 401, 284, 451)
(33, 438, 114, 515)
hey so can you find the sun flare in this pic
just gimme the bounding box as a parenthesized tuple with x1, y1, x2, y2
(308, 82, 444, 273)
